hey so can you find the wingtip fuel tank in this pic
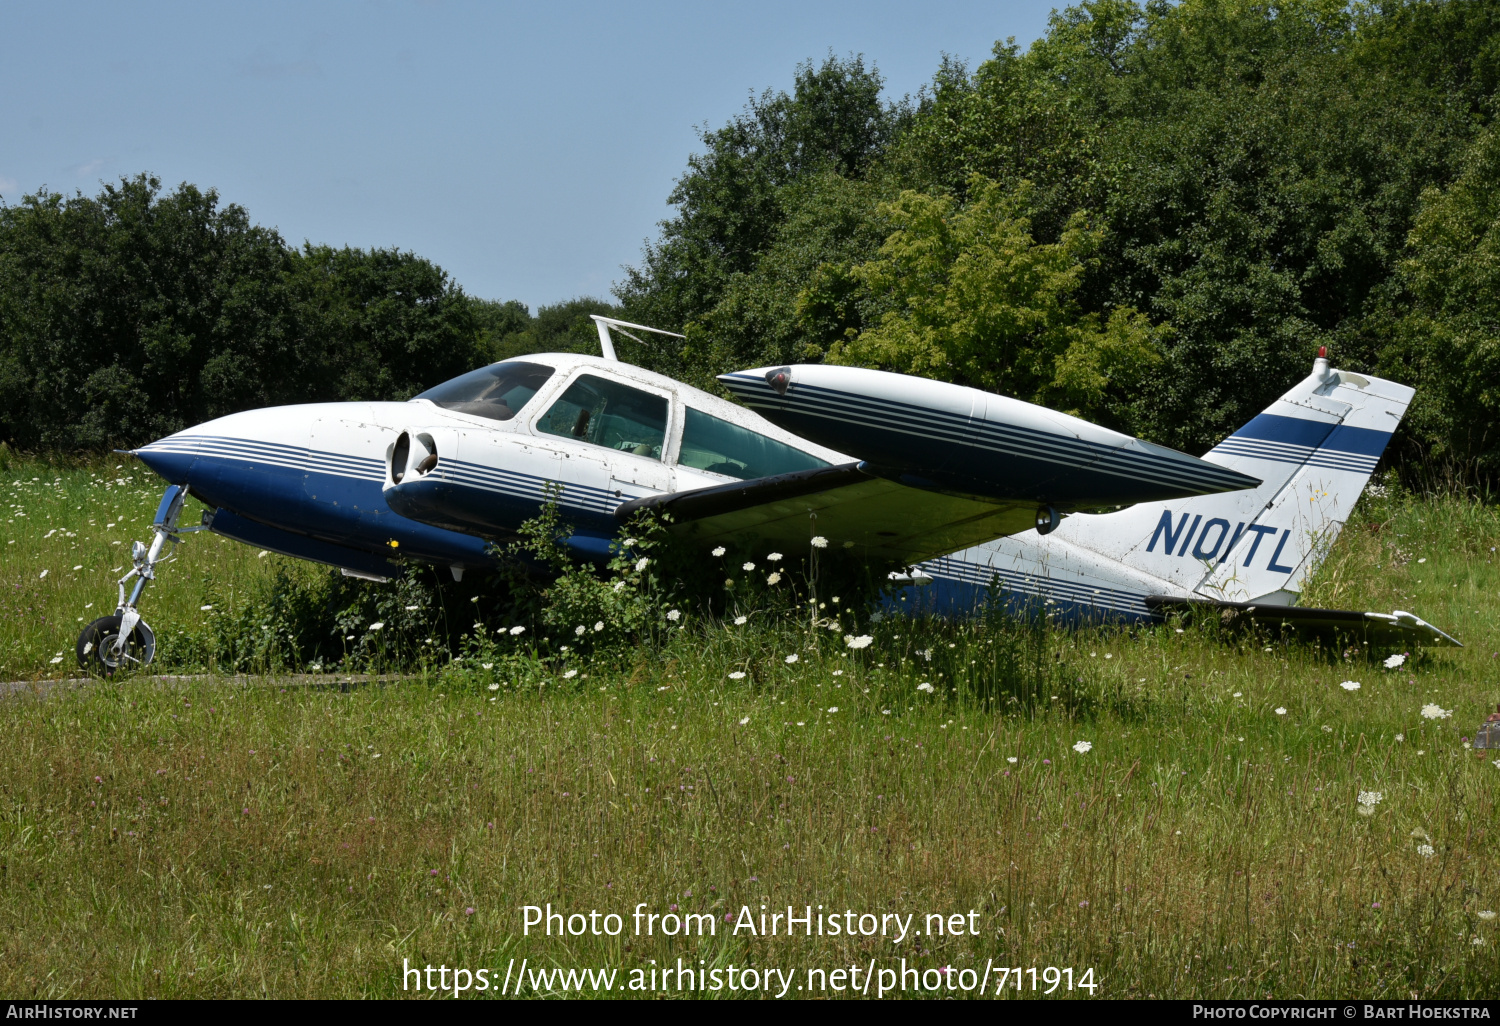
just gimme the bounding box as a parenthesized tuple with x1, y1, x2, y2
(718, 364, 1261, 510)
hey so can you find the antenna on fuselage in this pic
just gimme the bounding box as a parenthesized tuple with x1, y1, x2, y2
(590, 315, 685, 363)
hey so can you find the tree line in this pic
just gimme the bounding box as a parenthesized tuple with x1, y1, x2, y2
(0, 175, 619, 449)
(3, 0, 1498, 486)
(617, 0, 1500, 486)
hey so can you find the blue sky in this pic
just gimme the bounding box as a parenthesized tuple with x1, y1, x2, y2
(0, 1, 1058, 308)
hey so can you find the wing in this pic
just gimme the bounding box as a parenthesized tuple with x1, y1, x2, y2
(1143, 595, 1462, 647)
(616, 462, 1036, 565)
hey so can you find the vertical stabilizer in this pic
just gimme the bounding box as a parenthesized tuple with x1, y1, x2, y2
(1046, 353, 1409, 603)
(920, 352, 1411, 613)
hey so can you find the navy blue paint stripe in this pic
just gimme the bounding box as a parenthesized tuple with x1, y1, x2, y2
(1324, 424, 1395, 458)
(920, 555, 1150, 613)
(1229, 414, 1391, 459)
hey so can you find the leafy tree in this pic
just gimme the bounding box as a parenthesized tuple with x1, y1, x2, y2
(0, 176, 504, 448)
(617, 54, 911, 337)
(1380, 126, 1500, 481)
(287, 243, 483, 402)
(821, 178, 1165, 429)
(0, 175, 299, 449)
(471, 298, 532, 361)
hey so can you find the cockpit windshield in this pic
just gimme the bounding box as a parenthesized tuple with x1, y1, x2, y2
(413, 361, 554, 422)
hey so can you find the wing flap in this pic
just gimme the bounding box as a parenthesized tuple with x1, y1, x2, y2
(617, 462, 1033, 564)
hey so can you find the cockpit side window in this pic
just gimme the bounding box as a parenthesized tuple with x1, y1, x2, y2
(536, 374, 669, 460)
(414, 361, 555, 422)
(678, 406, 829, 479)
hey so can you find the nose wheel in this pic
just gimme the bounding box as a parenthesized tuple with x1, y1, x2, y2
(77, 614, 156, 677)
(75, 482, 205, 677)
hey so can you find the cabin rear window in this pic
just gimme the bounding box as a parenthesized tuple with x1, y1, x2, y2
(414, 361, 554, 422)
(679, 407, 828, 479)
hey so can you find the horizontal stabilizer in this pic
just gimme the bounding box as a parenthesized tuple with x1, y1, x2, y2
(1143, 595, 1461, 648)
(616, 462, 1034, 565)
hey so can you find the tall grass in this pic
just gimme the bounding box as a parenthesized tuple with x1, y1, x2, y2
(1, 457, 1498, 998)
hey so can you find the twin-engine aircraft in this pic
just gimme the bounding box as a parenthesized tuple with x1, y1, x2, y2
(78, 316, 1455, 673)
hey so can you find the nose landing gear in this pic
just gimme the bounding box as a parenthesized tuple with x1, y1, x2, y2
(77, 484, 208, 677)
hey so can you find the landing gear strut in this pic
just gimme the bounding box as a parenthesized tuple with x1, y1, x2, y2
(77, 484, 205, 676)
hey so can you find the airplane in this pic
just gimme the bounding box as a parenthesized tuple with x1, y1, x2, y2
(77, 317, 1452, 673)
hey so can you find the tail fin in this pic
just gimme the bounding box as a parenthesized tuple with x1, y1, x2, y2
(1048, 350, 1411, 604)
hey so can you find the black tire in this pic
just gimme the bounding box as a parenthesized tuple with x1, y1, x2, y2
(77, 615, 155, 677)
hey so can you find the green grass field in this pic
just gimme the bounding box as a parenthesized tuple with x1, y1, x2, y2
(1, 455, 1498, 998)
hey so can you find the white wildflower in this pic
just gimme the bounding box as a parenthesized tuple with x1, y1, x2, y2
(827, 706, 838, 713)
(711, 546, 726, 557)
(1421, 704, 1452, 720)
(258, 550, 269, 558)
(742, 562, 755, 571)
(810, 536, 827, 549)
(1357, 791, 1383, 808)
(1394, 733, 1404, 741)
(1073, 741, 1093, 754)
(832, 669, 843, 676)
(593, 621, 604, 632)
(369, 622, 385, 632)
(733, 615, 747, 626)
(917, 682, 934, 693)
(844, 634, 873, 649)
(510, 626, 525, 636)
(738, 716, 750, 725)
(1480, 911, 1497, 922)
(785, 653, 798, 664)
(621, 538, 636, 548)
(38, 569, 47, 579)
(575, 625, 586, 636)
(487, 683, 500, 692)
(635, 557, 650, 572)
(767, 552, 782, 562)
(728, 671, 746, 680)
(766, 572, 782, 585)
(1384, 653, 1407, 669)
(200, 605, 213, 611)
(1232, 692, 1242, 698)
(1275, 707, 1287, 715)
(1340, 680, 1361, 691)
(666, 609, 681, 622)
(49, 656, 63, 664)
(1417, 844, 1435, 858)
(1007, 757, 1018, 763)
(563, 669, 577, 679)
